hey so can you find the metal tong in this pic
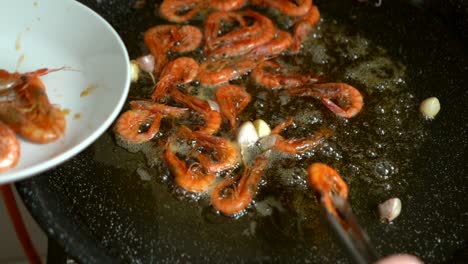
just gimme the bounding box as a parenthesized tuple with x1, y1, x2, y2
(320, 194, 379, 264)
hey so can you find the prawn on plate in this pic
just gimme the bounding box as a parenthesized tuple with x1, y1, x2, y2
(0, 121, 20, 173)
(0, 68, 65, 143)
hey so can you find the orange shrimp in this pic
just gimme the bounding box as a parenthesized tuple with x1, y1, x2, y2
(1, 70, 66, 143)
(200, 110, 223, 135)
(144, 25, 202, 75)
(152, 57, 199, 101)
(215, 85, 251, 128)
(114, 109, 162, 143)
(208, 0, 246, 11)
(1, 70, 23, 90)
(270, 118, 295, 135)
(207, 10, 275, 59)
(271, 119, 332, 154)
(210, 156, 269, 216)
(0, 101, 66, 144)
(291, 5, 320, 51)
(273, 131, 331, 154)
(163, 136, 216, 193)
(319, 83, 364, 118)
(129, 100, 189, 117)
(204, 11, 259, 51)
(251, 60, 319, 89)
(191, 132, 241, 172)
(115, 100, 190, 143)
(307, 162, 349, 217)
(0, 68, 60, 91)
(159, 0, 202, 23)
(252, 0, 312, 17)
(247, 30, 293, 57)
(0, 120, 20, 173)
(177, 126, 241, 173)
(17, 77, 65, 143)
(288, 82, 364, 118)
(198, 57, 258, 86)
(12, 69, 61, 100)
(169, 87, 222, 134)
(171, 25, 203, 53)
(19, 107, 65, 144)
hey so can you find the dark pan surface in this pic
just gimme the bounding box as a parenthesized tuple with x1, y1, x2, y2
(16, 0, 468, 263)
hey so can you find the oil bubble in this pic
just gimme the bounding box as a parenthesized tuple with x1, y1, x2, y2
(374, 160, 395, 179)
(375, 127, 386, 136)
(383, 183, 392, 191)
(366, 149, 378, 158)
(375, 105, 385, 114)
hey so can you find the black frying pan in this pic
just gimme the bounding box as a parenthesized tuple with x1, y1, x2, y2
(16, 0, 468, 263)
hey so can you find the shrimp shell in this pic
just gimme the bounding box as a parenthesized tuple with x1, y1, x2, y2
(211, 156, 269, 216)
(0, 121, 20, 172)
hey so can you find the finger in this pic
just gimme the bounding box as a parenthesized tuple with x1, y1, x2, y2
(375, 254, 423, 264)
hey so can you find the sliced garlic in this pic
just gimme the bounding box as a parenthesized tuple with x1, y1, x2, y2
(378, 197, 402, 223)
(237, 121, 259, 146)
(419, 97, 440, 119)
(136, 167, 151, 181)
(207, 100, 220, 112)
(253, 119, 271, 138)
(259, 134, 278, 150)
(135, 54, 155, 73)
(130, 60, 140, 83)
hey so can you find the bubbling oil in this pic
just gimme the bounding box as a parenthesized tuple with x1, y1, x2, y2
(245, 17, 428, 223)
(117, 13, 427, 224)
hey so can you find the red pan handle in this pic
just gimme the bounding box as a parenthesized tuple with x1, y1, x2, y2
(1, 184, 42, 264)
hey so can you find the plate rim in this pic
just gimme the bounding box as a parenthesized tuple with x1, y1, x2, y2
(0, 0, 131, 184)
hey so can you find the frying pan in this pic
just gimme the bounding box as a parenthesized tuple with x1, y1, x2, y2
(15, 0, 468, 263)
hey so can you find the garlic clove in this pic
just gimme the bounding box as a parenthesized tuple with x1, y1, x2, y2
(259, 134, 278, 151)
(136, 167, 151, 181)
(253, 119, 271, 138)
(419, 97, 440, 119)
(207, 100, 220, 112)
(136, 54, 155, 73)
(237, 121, 259, 146)
(378, 197, 402, 223)
(130, 60, 140, 82)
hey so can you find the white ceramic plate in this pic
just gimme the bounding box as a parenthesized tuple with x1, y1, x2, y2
(0, 0, 130, 184)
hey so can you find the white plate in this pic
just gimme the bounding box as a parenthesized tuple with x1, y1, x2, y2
(0, 0, 130, 184)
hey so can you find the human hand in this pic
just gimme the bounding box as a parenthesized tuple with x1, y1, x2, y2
(375, 254, 423, 264)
